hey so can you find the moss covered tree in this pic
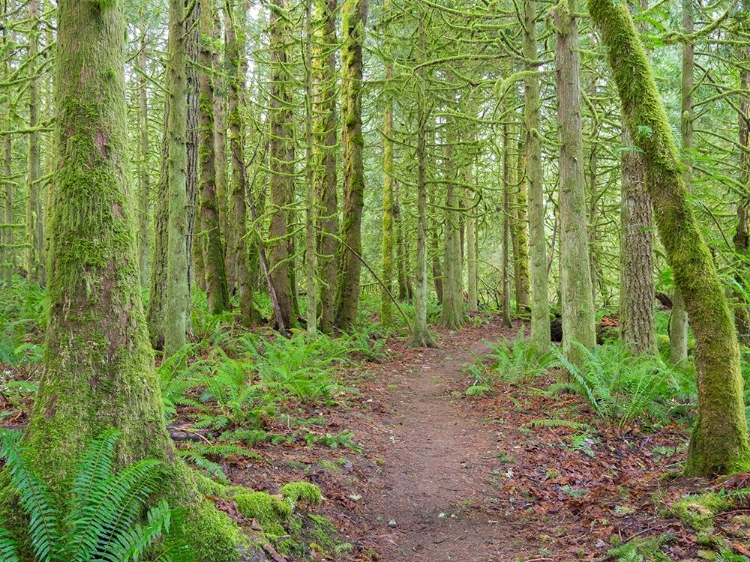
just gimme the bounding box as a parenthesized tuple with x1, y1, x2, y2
(589, 0, 750, 475)
(7, 1, 253, 558)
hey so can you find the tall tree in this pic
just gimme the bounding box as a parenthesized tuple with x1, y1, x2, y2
(590, 0, 750, 476)
(380, 0, 395, 327)
(555, 0, 596, 364)
(313, 0, 339, 333)
(268, 0, 297, 330)
(26, 0, 43, 285)
(619, 0, 656, 355)
(524, 0, 551, 352)
(335, 0, 368, 330)
(670, 0, 692, 365)
(198, 0, 231, 314)
(137, 26, 151, 290)
(164, 0, 190, 358)
(9, 1, 248, 557)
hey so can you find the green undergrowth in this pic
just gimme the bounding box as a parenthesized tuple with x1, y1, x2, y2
(467, 332, 697, 429)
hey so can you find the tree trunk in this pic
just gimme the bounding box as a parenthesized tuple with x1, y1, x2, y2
(734, 45, 750, 345)
(268, 0, 296, 330)
(198, 0, 231, 314)
(164, 0, 190, 359)
(138, 34, 151, 290)
(15, 2, 248, 558)
(396, 181, 410, 302)
(590, 0, 750, 476)
(225, 7, 258, 327)
(26, 0, 43, 285)
(313, 0, 339, 333)
(501, 123, 513, 328)
(439, 120, 465, 331)
(381, 1, 394, 326)
(524, 0, 551, 352)
(466, 167, 479, 312)
(554, 0, 596, 366)
(335, 0, 368, 330)
(620, 124, 656, 354)
(186, 0, 201, 310)
(304, 0, 318, 334)
(213, 8, 229, 265)
(513, 135, 530, 313)
(670, 0, 693, 365)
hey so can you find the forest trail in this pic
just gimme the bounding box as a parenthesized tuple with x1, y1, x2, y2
(358, 323, 541, 561)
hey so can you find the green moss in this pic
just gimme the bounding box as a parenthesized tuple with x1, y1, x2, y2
(280, 482, 323, 506)
(178, 499, 250, 562)
(235, 491, 292, 536)
(669, 492, 729, 531)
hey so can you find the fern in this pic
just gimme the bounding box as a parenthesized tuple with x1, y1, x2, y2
(0, 518, 20, 562)
(0, 430, 184, 562)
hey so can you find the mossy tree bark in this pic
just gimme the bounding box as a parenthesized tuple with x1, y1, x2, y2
(554, 0, 596, 365)
(198, 0, 231, 315)
(225, 7, 258, 327)
(138, 30, 151, 290)
(17, 2, 249, 558)
(2, 46, 12, 287)
(501, 123, 513, 328)
(734, 44, 750, 345)
(669, 0, 693, 366)
(396, 181, 412, 302)
(268, 0, 297, 331)
(313, 0, 339, 333)
(512, 137, 530, 314)
(213, 8, 229, 261)
(439, 118, 465, 331)
(466, 168, 479, 313)
(164, 0, 190, 359)
(304, 0, 318, 335)
(381, 0, 395, 327)
(335, 0, 368, 330)
(26, 0, 43, 285)
(524, 0, 551, 352)
(590, 0, 750, 475)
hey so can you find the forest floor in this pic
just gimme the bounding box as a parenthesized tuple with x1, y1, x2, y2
(2, 313, 749, 561)
(225, 316, 750, 562)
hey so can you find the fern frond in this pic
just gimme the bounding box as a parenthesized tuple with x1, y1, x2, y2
(0, 519, 20, 562)
(525, 419, 593, 431)
(0, 432, 60, 562)
(64, 458, 161, 562)
(103, 499, 172, 562)
(551, 347, 602, 416)
(177, 449, 228, 483)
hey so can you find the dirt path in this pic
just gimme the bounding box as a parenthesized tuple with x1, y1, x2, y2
(359, 326, 541, 561)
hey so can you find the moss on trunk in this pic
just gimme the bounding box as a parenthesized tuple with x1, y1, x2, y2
(590, 0, 750, 475)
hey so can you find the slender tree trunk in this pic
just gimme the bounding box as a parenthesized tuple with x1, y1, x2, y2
(186, 0, 201, 309)
(555, 0, 596, 365)
(381, 0, 395, 326)
(15, 2, 248, 557)
(164, 0, 190, 358)
(314, 0, 339, 333)
(138, 35, 151, 290)
(225, 7, 257, 327)
(590, 0, 750, 476)
(439, 120, 465, 330)
(199, 0, 231, 314)
(413, 98, 436, 348)
(466, 168, 478, 312)
(513, 136, 530, 313)
(669, 0, 692, 365)
(395, 182, 410, 302)
(268, 0, 296, 330)
(430, 187, 443, 305)
(524, 0, 551, 351)
(305, 0, 317, 334)
(335, 0, 368, 330)
(501, 124, 513, 328)
(26, 0, 43, 285)
(2, 33, 12, 287)
(213, 8, 229, 265)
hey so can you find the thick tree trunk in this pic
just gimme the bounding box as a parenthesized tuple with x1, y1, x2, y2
(524, 0, 551, 352)
(512, 137, 530, 313)
(198, 0, 231, 315)
(313, 0, 339, 333)
(268, 0, 296, 330)
(590, 0, 750, 476)
(620, 125, 656, 354)
(554, 0, 596, 365)
(335, 0, 368, 330)
(15, 2, 248, 558)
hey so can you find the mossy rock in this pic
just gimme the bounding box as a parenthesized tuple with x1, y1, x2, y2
(235, 492, 293, 536)
(280, 482, 323, 506)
